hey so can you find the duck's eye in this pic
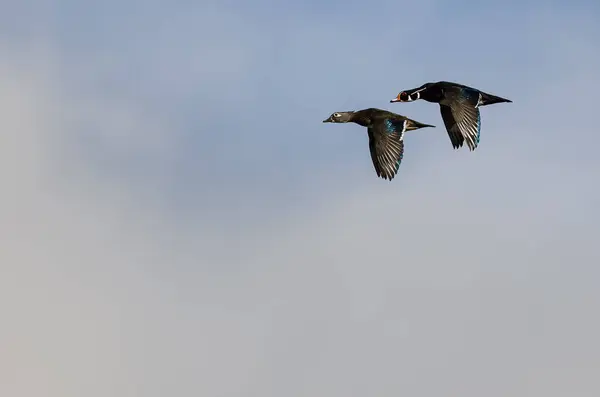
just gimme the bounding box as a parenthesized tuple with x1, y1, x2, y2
(400, 92, 409, 101)
(333, 113, 341, 118)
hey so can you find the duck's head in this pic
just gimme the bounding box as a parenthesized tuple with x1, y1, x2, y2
(391, 90, 417, 103)
(391, 84, 432, 103)
(323, 111, 354, 123)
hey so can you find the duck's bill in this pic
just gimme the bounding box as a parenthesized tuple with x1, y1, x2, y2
(322, 118, 332, 123)
(390, 95, 402, 103)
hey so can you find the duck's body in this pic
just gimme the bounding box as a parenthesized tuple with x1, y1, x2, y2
(323, 108, 435, 181)
(391, 81, 511, 151)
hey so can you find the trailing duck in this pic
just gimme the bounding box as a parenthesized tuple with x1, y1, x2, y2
(391, 81, 511, 151)
(323, 108, 435, 181)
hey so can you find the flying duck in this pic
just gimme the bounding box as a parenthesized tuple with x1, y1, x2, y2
(323, 108, 435, 181)
(390, 81, 511, 151)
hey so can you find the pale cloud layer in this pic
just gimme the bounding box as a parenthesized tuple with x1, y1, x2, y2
(1, 2, 600, 397)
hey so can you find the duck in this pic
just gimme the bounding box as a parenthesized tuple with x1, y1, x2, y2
(323, 108, 435, 181)
(390, 81, 511, 151)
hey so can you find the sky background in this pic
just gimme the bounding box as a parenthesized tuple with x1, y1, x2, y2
(1, 1, 600, 396)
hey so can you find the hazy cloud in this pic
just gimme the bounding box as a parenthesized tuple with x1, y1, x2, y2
(1, 2, 599, 397)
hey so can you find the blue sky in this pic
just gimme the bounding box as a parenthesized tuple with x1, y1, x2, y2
(1, 1, 600, 396)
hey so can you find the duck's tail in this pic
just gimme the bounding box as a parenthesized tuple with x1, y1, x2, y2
(479, 92, 512, 106)
(407, 119, 436, 131)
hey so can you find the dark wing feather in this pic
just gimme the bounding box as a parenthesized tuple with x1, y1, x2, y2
(367, 119, 406, 181)
(439, 100, 481, 151)
(440, 105, 465, 149)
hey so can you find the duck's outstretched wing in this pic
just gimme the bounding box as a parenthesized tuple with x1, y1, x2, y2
(367, 119, 407, 181)
(439, 100, 481, 151)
